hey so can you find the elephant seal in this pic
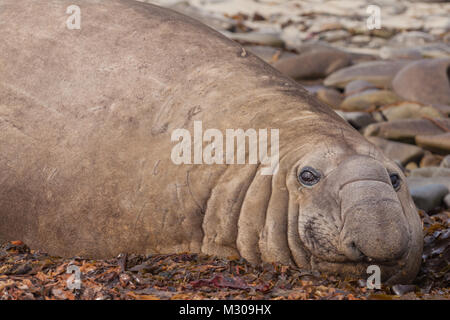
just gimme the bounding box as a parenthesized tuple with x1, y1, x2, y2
(0, 0, 422, 284)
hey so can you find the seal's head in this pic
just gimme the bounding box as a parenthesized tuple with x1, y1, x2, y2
(284, 132, 422, 284)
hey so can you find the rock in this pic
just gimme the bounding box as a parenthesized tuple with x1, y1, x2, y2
(370, 29, 396, 40)
(295, 42, 333, 54)
(371, 111, 386, 123)
(381, 102, 444, 121)
(364, 118, 450, 142)
(316, 88, 343, 108)
(405, 162, 419, 171)
(408, 167, 450, 190)
(420, 152, 443, 168)
(445, 33, 450, 44)
(382, 15, 424, 31)
(416, 132, 450, 154)
(441, 155, 450, 168)
(392, 284, 416, 296)
(389, 31, 436, 47)
(273, 47, 351, 80)
(434, 104, 450, 116)
(347, 51, 378, 64)
(164, 1, 236, 32)
(392, 58, 450, 106)
(324, 60, 411, 88)
(337, 47, 380, 60)
(417, 44, 450, 59)
(339, 112, 376, 130)
(281, 25, 311, 51)
(344, 80, 378, 96)
(424, 16, 450, 33)
(367, 137, 425, 165)
(350, 35, 371, 45)
(408, 0, 450, 3)
(410, 166, 450, 179)
(380, 2, 407, 15)
(319, 30, 350, 42)
(308, 21, 344, 34)
(304, 0, 370, 16)
(222, 31, 284, 47)
(340, 90, 400, 111)
(245, 46, 295, 64)
(409, 184, 449, 212)
(302, 84, 326, 94)
(444, 193, 450, 209)
(379, 47, 423, 60)
(366, 37, 388, 49)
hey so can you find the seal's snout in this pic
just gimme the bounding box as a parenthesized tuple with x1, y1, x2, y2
(339, 180, 409, 262)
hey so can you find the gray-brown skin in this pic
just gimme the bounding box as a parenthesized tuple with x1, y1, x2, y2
(0, 0, 422, 284)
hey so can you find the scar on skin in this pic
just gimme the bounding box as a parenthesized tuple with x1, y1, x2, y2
(153, 160, 160, 175)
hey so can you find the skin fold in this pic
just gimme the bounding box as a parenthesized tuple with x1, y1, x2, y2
(0, 0, 422, 283)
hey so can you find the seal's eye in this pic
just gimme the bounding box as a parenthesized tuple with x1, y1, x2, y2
(390, 173, 401, 191)
(298, 167, 321, 186)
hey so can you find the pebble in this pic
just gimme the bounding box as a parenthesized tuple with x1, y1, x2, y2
(316, 88, 343, 109)
(410, 167, 450, 179)
(392, 284, 416, 296)
(382, 15, 424, 31)
(245, 46, 295, 63)
(434, 104, 450, 116)
(420, 152, 443, 168)
(379, 47, 423, 60)
(281, 25, 311, 51)
(444, 194, 450, 209)
(441, 155, 450, 168)
(366, 37, 388, 49)
(164, 1, 236, 32)
(319, 30, 351, 42)
(424, 16, 450, 33)
(350, 35, 371, 45)
(367, 137, 425, 165)
(409, 184, 449, 212)
(340, 90, 399, 111)
(344, 80, 378, 96)
(222, 31, 284, 47)
(408, 167, 450, 190)
(416, 132, 450, 154)
(417, 44, 450, 59)
(295, 42, 334, 54)
(273, 47, 351, 80)
(324, 60, 410, 88)
(405, 162, 419, 171)
(364, 118, 450, 142)
(392, 58, 450, 106)
(381, 102, 444, 121)
(308, 21, 344, 34)
(338, 111, 376, 130)
(389, 31, 437, 47)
